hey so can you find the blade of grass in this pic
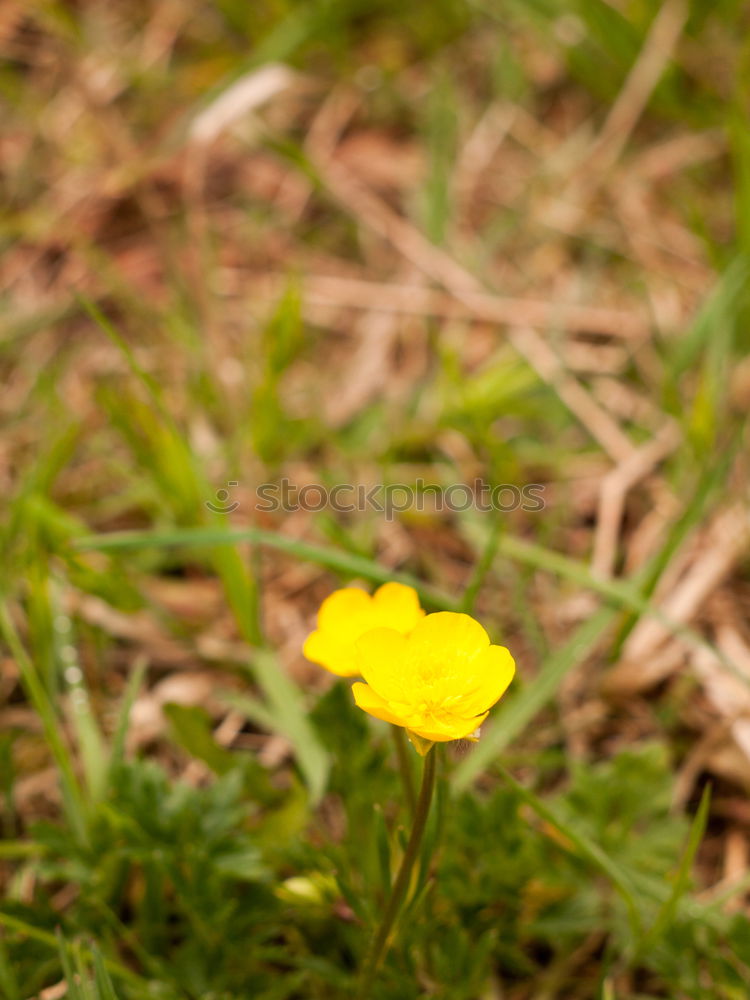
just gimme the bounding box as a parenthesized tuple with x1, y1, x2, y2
(421, 69, 457, 245)
(498, 765, 643, 939)
(460, 516, 503, 614)
(75, 523, 739, 679)
(75, 295, 170, 422)
(107, 656, 148, 778)
(0, 914, 148, 991)
(731, 117, 750, 256)
(0, 932, 20, 1000)
(222, 667, 329, 803)
(91, 944, 120, 1000)
(0, 601, 87, 844)
(79, 294, 263, 645)
(454, 520, 744, 788)
(222, 691, 278, 734)
(57, 930, 85, 1000)
(492, 532, 743, 683)
(373, 804, 392, 899)
(610, 444, 738, 657)
(667, 256, 750, 380)
(452, 605, 616, 792)
(73, 526, 461, 611)
(0, 423, 79, 585)
(0, 842, 44, 859)
(0, 735, 16, 838)
(640, 784, 711, 950)
(76, 523, 747, 793)
(51, 573, 107, 800)
(246, 648, 329, 804)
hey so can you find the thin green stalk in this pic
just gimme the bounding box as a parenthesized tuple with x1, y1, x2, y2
(359, 747, 436, 998)
(390, 725, 416, 816)
(460, 517, 502, 614)
(0, 913, 146, 990)
(75, 524, 740, 681)
(0, 602, 87, 845)
(73, 527, 460, 611)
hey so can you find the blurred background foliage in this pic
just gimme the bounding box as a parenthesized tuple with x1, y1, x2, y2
(2, 0, 750, 997)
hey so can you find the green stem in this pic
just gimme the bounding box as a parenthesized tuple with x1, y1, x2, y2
(0, 601, 88, 846)
(390, 725, 416, 816)
(358, 747, 436, 999)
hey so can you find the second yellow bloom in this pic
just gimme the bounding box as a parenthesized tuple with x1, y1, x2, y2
(303, 582, 424, 677)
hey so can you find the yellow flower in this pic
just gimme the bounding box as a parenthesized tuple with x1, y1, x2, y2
(352, 612, 515, 753)
(303, 582, 425, 677)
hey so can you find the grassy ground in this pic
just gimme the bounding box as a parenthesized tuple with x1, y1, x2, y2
(2, 1, 750, 997)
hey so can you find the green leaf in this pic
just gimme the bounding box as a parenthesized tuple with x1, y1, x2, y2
(213, 846, 267, 882)
(163, 702, 237, 775)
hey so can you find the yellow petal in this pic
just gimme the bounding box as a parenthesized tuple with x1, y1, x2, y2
(402, 612, 491, 704)
(408, 612, 490, 659)
(455, 644, 516, 717)
(352, 682, 404, 725)
(372, 582, 425, 632)
(302, 631, 360, 677)
(409, 711, 489, 743)
(317, 587, 373, 637)
(355, 628, 411, 702)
